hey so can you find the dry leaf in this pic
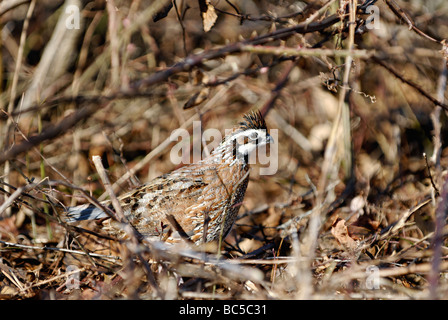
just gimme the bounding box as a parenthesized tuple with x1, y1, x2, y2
(183, 88, 209, 109)
(183, 70, 210, 109)
(0, 216, 19, 238)
(331, 219, 357, 251)
(199, 0, 218, 32)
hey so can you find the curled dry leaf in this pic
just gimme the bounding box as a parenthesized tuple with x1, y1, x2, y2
(183, 88, 210, 109)
(331, 218, 358, 251)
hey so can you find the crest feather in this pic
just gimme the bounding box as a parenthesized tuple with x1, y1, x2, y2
(239, 110, 267, 131)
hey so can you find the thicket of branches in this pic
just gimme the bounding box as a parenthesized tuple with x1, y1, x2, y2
(0, 0, 447, 300)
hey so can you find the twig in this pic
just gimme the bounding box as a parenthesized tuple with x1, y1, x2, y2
(91, 155, 163, 298)
(371, 56, 448, 112)
(172, 0, 188, 57)
(92, 155, 125, 221)
(166, 214, 194, 244)
(2, 0, 36, 217)
(0, 4, 360, 167)
(335, 260, 448, 284)
(214, 5, 305, 24)
(303, 0, 338, 26)
(260, 59, 299, 117)
(5, 0, 35, 115)
(130, 9, 352, 91)
(378, 198, 431, 241)
(22, 267, 86, 291)
(0, 261, 25, 292)
(384, 0, 443, 45)
(71, 10, 103, 94)
(240, 45, 374, 59)
(63, 0, 171, 95)
(430, 58, 447, 174)
(0, 103, 101, 165)
(224, 0, 240, 15)
(429, 175, 448, 299)
(298, 0, 359, 299)
(423, 153, 439, 197)
(102, 113, 198, 197)
(270, 109, 312, 152)
(0, 181, 42, 215)
(0, 240, 121, 262)
(106, 0, 120, 87)
(21, 0, 84, 110)
(0, 0, 29, 17)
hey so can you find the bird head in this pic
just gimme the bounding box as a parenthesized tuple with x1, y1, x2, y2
(215, 111, 274, 164)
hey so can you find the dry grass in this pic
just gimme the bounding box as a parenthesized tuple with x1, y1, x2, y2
(1, 0, 448, 300)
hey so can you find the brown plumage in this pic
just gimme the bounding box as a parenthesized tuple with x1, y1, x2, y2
(65, 111, 273, 244)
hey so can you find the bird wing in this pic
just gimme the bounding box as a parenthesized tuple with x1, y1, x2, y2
(65, 161, 246, 242)
(115, 161, 244, 240)
(118, 166, 210, 238)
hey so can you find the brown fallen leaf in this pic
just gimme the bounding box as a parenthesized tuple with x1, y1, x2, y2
(0, 216, 19, 238)
(331, 218, 358, 251)
(199, 0, 218, 32)
(183, 87, 210, 109)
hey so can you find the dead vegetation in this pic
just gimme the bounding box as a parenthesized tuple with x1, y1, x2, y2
(0, 0, 448, 300)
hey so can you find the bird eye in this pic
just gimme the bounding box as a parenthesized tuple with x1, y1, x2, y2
(249, 131, 259, 140)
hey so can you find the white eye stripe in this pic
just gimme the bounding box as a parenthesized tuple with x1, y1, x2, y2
(219, 129, 268, 149)
(234, 129, 265, 140)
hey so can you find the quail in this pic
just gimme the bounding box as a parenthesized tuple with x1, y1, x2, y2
(65, 111, 273, 244)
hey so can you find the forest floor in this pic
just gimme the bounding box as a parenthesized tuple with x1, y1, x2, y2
(1, 0, 448, 300)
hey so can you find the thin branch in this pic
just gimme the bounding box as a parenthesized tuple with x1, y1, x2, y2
(384, 0, 443, 45)
(0, 5, 364, 167)
(0, 240, 121, 262)
(430, 58, 448, 170)
(240, 45, 374, 59)
(0, 0, 30, 17)
(371, 56, 448, 112)
(0, 103, 100, 165)
(92, 155, 126, 222)
(2, 0, 36, 217)
(130, 10, 349, 91)
(91, 155, 163, 297)
(429, 172, 448, 298)
(260, 59, 299, 117)
(172, 0, 188, 57)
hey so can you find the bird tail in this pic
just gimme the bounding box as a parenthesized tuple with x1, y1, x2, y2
(65, 203, 109, 223)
